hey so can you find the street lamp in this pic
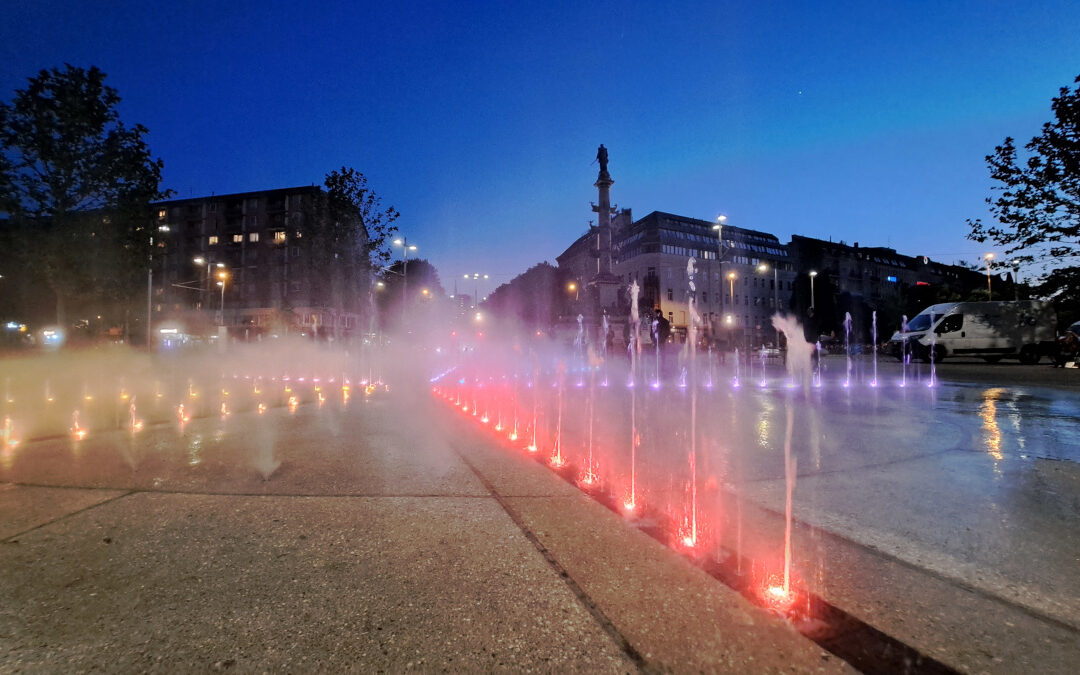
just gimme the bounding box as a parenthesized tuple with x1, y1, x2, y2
(712, 215, 727, 258)
(464, 273, 489, 309)
(193, 257, 225, 313)
(147, 224, 170, 346)
(758, 263, 780, 347)
(567, 281, 579, 301)
(1010, 259, 1020, 301)
(984, 253, 995, 300)
(809, 270, 818, 311)
(393, 237, 418, 321)
(216, 269, 229, 326)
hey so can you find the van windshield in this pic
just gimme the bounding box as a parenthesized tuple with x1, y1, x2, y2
(906, 314, 934, 331)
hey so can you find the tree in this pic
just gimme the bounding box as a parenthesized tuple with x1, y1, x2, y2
(300, 167, 399, 338)
(484, 262, 566, 331)
(376, 258, 445, 330)
(0, 65, 169, 326)
(968, 74, 1080, 312)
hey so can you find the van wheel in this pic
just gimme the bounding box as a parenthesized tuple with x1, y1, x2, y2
(919, 345, 945, 363)
(982, 356, 1003, 364)
(1019, 344, 1040, 365)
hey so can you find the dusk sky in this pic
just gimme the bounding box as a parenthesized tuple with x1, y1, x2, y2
(3, 1, 1079, 296)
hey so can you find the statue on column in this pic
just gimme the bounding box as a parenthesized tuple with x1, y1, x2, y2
(596, 144, 609, 177)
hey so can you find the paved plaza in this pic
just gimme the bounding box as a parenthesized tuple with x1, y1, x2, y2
(1, 356, 1078, 673)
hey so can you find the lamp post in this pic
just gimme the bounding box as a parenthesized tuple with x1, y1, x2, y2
(216, 269, 229, 326)
(809, 270, 818, 312)
(1010, 259, 1020, 301)
(193, 257, 225, 314)
(984, 253, 995, 300)
(464, 273, 489, 309)
(393, 237, 418, 323)
(147, 224, 169, 347)
(759, 263, 780, 347)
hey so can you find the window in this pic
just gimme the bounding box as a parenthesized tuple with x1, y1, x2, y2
(667, 288, 673, 301)
(291, 246, 300, 258)
(208, 236, 219, 246)
(232, 234, 243, 243)
(249, 232, 259, 242)
(937, 314, 963, 334)
(273, 231, 286, 244)
(157, 209, 166, 220)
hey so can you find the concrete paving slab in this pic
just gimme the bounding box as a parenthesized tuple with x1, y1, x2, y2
(434, 407, 588, 498)
(0, 484, 128, 540)
(501, 493, 850, 673)
(743, 451, 1080, 626)
(1, 399, 487, 497)
(0, 492, 635, 673)
(715, 494, 1080, 674)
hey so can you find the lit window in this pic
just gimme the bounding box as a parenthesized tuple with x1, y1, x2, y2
(249, 232, 259, 242)
(273, 231, 286, 244)
(295, 231, 302, 239)
(208, 236, 219, 245)
(158, 209, 166, 219)
(233, 234, 243, 243)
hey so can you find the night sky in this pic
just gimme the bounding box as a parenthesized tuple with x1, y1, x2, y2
(3, 1, 1078, 294)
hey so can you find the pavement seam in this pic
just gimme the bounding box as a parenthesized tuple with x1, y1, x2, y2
(2, 490, 135, 542)
(451, 446, 649, 673)
(1, 482, 579, 499)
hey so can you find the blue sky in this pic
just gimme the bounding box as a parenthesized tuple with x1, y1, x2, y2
(3, 1, 1078, 294)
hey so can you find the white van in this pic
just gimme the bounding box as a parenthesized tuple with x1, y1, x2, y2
(887, 301, 1057, 364)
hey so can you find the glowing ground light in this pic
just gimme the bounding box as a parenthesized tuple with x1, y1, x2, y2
(761, 580, 798, 614)
(220, 402, 229, 417)
(508, 431, 518, 441)
(526, 444, 538, 453)
(288, 396, 299, 413)
(257, 403, 267, 414)
(177, 404, 190, 424)
(2, 416, 17, 448)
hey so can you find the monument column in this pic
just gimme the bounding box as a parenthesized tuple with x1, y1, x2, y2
(589, 144, 621, 309)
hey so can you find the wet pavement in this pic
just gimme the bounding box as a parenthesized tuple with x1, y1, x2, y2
(1, 375, 842, 673)
(1, 349, 1078, 672)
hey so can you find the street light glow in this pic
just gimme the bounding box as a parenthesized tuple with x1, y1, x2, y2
(809, 270, 818, 278)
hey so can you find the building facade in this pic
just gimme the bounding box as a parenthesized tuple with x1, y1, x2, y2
(152, 186, 367, 340)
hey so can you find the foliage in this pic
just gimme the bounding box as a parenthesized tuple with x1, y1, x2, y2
(320, 167, 399, 268)
(376, 258, 445, 330)
(484, 262, 568, 329)
(299, 167, 399, 334)
(0, 65, 169, 323)
(968, 74, 1080, 306)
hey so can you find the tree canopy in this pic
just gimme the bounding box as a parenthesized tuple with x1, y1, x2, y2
(968, 74, 1080, 311)
(0, 64, 169, 324)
